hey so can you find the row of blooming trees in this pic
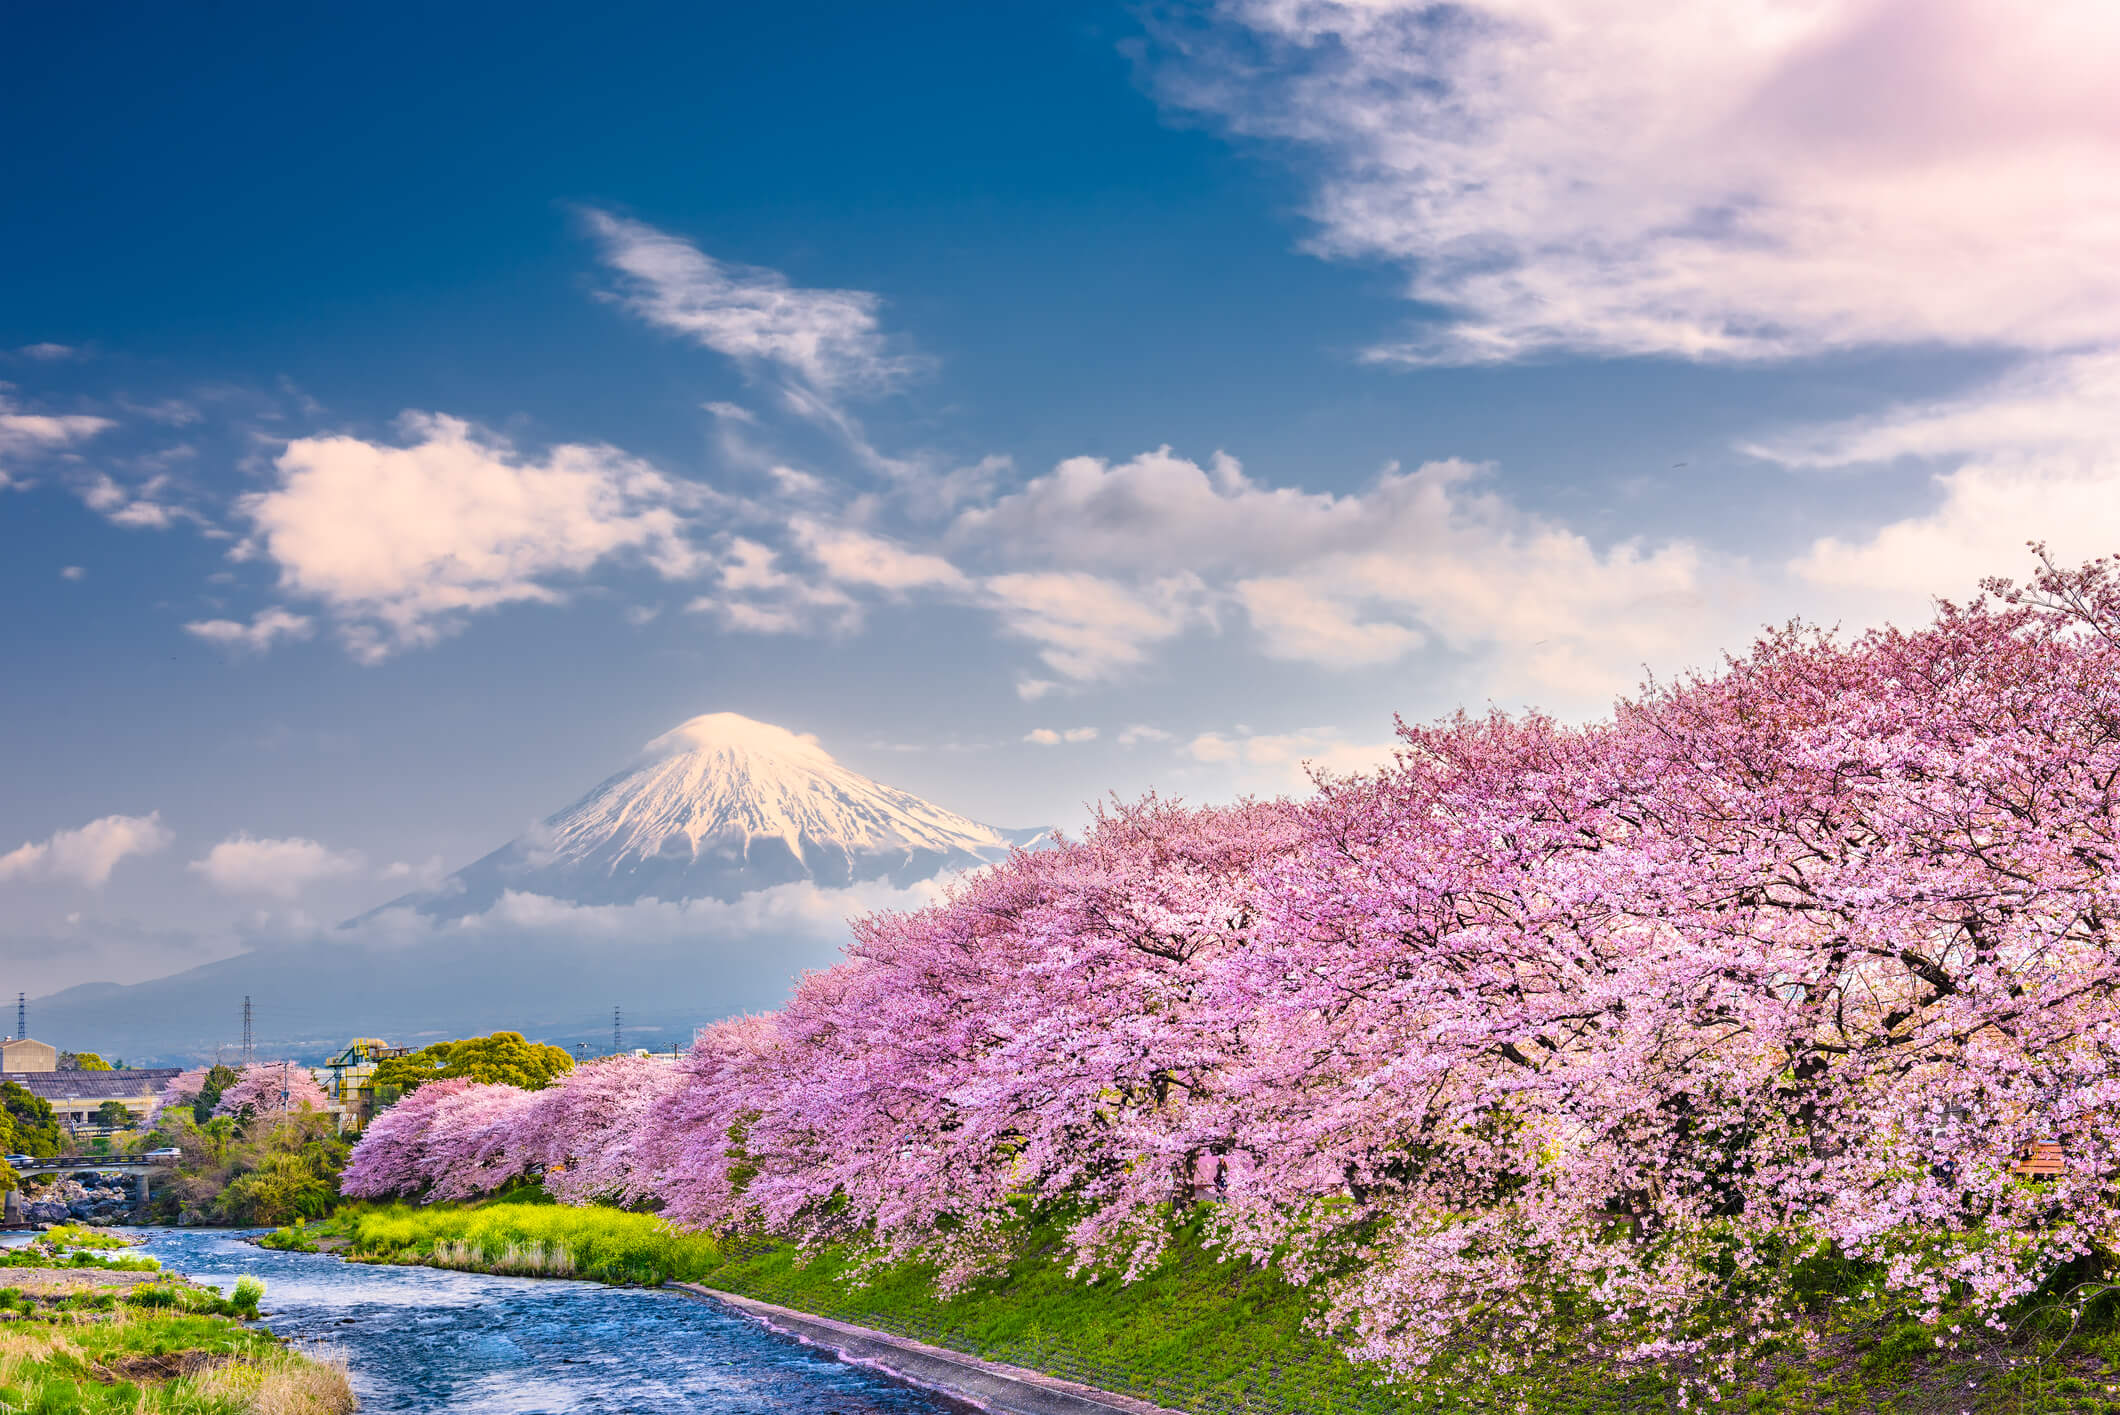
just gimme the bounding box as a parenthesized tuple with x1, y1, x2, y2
(344, 551, 2120, 1381)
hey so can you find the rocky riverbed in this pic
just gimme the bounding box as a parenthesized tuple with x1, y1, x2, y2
(14, 1174, 141, 1224)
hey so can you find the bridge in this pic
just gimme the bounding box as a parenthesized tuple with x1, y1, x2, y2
(3, 1156, 178, 1225)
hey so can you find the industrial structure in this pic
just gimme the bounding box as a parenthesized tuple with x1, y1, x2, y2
(0, 1034, 179, 1133)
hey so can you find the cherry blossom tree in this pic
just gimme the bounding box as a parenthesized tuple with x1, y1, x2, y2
(348, 548, 2120, 1389)
(213, 1063, 332, 1121)
(151, 1068, 211, 1125)
(514, 1053, 684, 1205)
(340, 1077, 467, 1198)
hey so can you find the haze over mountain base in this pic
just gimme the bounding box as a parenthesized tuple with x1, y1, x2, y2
(31, 889, 875, 1061)
(35, 714, 1044, 1063)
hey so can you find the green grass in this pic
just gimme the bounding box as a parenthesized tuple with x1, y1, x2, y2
(279, 1200, 2120, 1415)
(37, 1225, 138, 1251)
(0, 1244, 159, 1273)
(0, 1311, 354, 1413)
(271, 1193, 723, 1286)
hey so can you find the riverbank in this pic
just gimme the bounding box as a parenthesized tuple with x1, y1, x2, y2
(266, 1199, 2120, 1414)
(0, 1228, 353, 1413)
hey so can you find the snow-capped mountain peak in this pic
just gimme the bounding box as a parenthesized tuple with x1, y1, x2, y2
(373, 712, 1042, 920)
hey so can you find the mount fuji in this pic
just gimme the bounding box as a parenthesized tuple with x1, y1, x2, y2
(34, 714, 1047, 1062)
(378, 713, 1043, 920)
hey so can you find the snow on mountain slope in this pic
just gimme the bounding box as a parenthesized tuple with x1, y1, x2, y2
(372, 713, 1045, 920)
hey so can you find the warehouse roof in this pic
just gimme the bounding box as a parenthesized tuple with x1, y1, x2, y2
(0, 1068, 179, 1101)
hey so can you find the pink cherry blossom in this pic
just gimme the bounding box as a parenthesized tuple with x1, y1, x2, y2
(213, 1062, 331, 1120)
(347, 547, 2120, 1386)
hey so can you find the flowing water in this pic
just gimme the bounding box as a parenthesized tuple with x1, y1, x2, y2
(34, 1227, 961, 1414)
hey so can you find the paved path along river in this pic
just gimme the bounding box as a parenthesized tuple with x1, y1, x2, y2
(91, 1227, 964, 1414)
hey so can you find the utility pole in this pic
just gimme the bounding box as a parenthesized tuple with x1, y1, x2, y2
(15, 992, 23, 1040)
(241, 996, 254, 1066)
(612, 1006, 622, 1056)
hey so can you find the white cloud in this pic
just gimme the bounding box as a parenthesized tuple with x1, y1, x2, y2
(586, 210, 919, 393)
(1015, 677, 1058, 702)
(76, 472, 185, 529)
(0, 813, 171, 887)
(0, 398, 112, 486)
(59, 565, 84, 581)
(183, 608, 315, 655)
(1156, 0, 2120, 363)
(1187, 728, 1400, 790)
(1768, 352, 2120, 606)
(1118, 724, 1173, 746)
(188, 833, 365, 898)
(791, 517, 969, 592)
(380, 856, 447, 889)
(960, 449, 1719, 703)
(686, 536, 859, 636)
(982, 571, 1207, 682)
(1024, 726, 1098, 745)
(16, 343, 77, 361)
(235, 412, 713, 662)
(1236, 577, 1422, 665)
(1748, 351, 2120, 470)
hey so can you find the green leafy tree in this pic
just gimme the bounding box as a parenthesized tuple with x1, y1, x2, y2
(58, 1051, 113, 1071)
(215, 1145, 345, 1225)
(0, 1082, 62, 1157)
(191, 1064, 239, 1125)
(95, 1100, 135, 1129)
(370, 1031, 574, 1095)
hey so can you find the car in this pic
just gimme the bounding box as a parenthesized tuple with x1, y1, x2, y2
(2, 1154, 32, 1166)
(141, 1148, 181, 1162)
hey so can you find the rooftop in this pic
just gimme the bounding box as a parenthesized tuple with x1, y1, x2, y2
(0, 1068, 179, 1101)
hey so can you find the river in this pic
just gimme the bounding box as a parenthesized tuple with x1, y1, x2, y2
(26, 1227, 963, 1414)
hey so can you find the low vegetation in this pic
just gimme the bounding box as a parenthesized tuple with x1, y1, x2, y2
(141, 1108, 349, 1226)
(271, 1198, 2120, 1414)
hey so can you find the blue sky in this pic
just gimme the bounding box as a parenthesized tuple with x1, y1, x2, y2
(8, 0, 2120, 1000)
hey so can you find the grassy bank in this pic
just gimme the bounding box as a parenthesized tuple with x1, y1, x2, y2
(0, 1230, 352, 1414)
(270, 1200, 2120, 1415)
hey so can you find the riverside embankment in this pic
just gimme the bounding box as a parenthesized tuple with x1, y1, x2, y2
(272, 1200, 2120, 1415)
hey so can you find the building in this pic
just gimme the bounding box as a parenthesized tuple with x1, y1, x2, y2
(317, 1037, 410, 1131)
(0, 1067, 180, 1132)
(0, 1037, 59, 1072)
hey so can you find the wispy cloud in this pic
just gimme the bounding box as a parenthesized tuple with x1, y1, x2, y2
(1764, 351, 2120, 607)
(585, 209, 922, 394)
(956, 448, 1716, 703)
(1186, 727, 1399, 790)
(0, 397, 112, 487)
(1153, 0, 2120, 364)
(75, 470, 190, 530)
(183, 607, 315, 655)
(1023, 726, 1098, 745)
